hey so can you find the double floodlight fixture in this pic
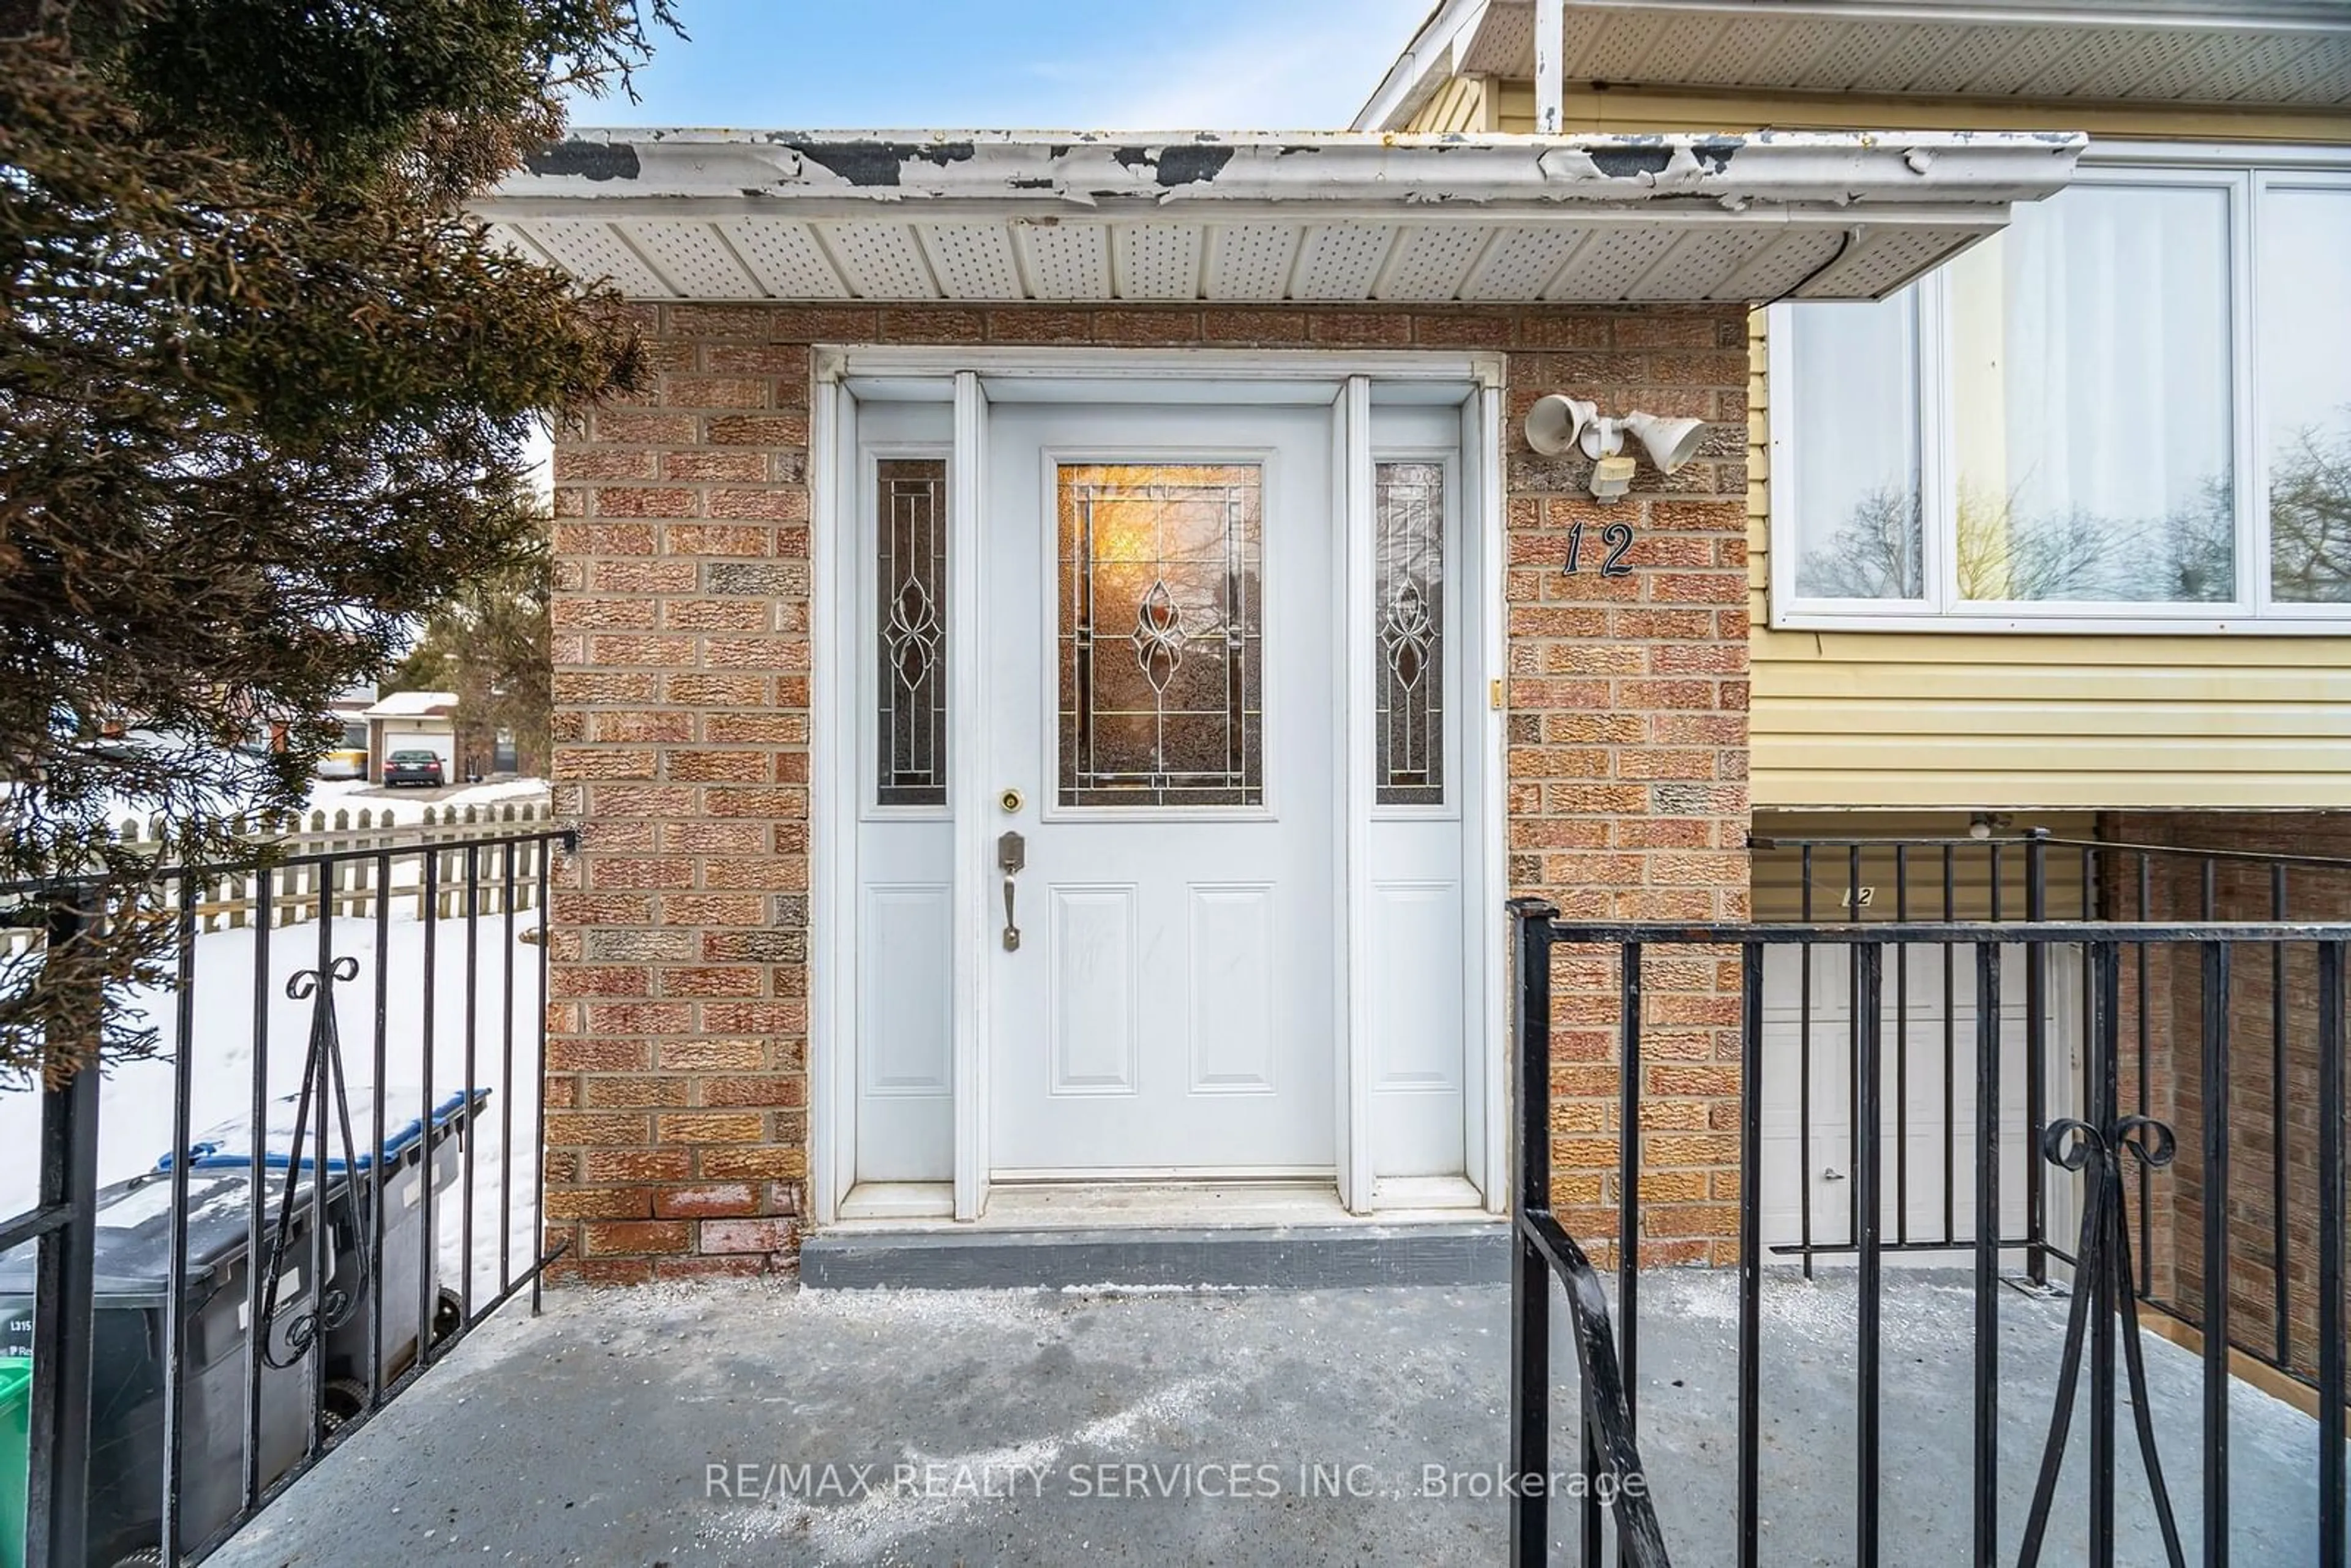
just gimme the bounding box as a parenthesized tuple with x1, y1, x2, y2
(1524, 395, 1706, 503)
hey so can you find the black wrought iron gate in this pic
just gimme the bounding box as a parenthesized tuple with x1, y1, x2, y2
(1506, 898, 2350, 1568)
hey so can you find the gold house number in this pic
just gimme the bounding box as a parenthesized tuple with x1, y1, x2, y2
(1564, 520, 1637, 578)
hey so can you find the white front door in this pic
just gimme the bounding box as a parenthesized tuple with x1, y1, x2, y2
(984, 402, 1337, 1176)
(831, 364, 1497, 1220)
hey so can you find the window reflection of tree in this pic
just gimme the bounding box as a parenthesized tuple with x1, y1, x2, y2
(2271, 423, 2351, 604)
(1798, 482, 2239, 604)
(1797, 486, 1923, 601)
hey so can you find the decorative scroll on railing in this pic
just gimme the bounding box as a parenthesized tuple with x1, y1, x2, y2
(1507, 901, 2350, 1568)
(1, 826, 572, 1568)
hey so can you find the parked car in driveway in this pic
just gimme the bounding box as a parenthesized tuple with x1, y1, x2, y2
(381, 749, 445, 787)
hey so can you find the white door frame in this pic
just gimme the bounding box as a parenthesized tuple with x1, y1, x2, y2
(808, 347, 1509, 1225)
(1340, 376, 1376, 1211)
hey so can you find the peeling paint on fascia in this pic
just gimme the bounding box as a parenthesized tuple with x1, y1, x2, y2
(1109, 144, 1237, 187)
(786, 138, 978, 188)
(523, 140, 642, 181)
(489, 129, 2083, 211)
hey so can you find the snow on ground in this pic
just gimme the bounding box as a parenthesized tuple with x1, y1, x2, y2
(0, 904, 547, 1309)
(304, 777, 549, 827)
(79, 776, 550, 836)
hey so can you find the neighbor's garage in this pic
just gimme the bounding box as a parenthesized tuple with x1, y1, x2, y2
(360, 690, 459, 782)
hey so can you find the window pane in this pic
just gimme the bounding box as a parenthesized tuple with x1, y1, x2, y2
(1374, 460, 1444, 806)
(2261, 187, 2351, 604)
(876, 459, 947, 806)
(1058, 464, 1263, 809)
(1786, 293, 1924, 600)
(1953, 184, 2235, 603)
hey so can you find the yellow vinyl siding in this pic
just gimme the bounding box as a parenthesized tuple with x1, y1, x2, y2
(1736, 156, 2351, 812)
(1489, 83, 2351, 144)
(1495, 78, 1535, 133)
(1750, 811, 2097, 923)
(1404, 73, 1492, 134)
(1749, 636, 2351, 811)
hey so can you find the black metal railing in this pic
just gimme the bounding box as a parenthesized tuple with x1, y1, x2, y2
(1507, 901, 2350, 1568)
(1509, 901, 1673, 1568)
(1753, 829, 2351, 1389)
(0, 825, 573, 1568)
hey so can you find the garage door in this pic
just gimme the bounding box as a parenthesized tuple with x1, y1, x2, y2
(1757, 942, 2080, 1267)
(383, 726, 456, 776)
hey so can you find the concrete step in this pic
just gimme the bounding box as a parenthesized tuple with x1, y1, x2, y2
(799, 1221, 1509, 1290)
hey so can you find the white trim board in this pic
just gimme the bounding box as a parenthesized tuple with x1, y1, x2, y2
(948, 370, 991, 1221)
(809, 369, 851, 1225)
(830, 347, 1502, 387)
(1341, 374, 1377, 1212)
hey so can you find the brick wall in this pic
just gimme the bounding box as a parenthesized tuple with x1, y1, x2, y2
(546, 301, 1752, 1280)
(2107, 811, 2351, 1381)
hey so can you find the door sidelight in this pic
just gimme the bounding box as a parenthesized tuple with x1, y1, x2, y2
(996, 830, 1026, 951)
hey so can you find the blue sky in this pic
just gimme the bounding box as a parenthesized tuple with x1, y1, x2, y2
(573, 0, 1434, 131)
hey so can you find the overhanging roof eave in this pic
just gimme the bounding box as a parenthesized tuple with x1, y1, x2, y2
(1354, 0, 2351, 127)
(475, 128, 2082, 305)
(484, 128, 2083, 214)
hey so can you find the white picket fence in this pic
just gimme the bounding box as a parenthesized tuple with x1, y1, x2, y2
(3, 798, 561, 956)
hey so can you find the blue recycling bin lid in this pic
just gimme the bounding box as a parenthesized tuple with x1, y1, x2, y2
(156, 1086, 487, 1176)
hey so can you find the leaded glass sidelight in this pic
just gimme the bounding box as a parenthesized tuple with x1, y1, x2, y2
(876, 459, 947, 806)
(1374, 460, 1444, 806)
(1058, 463, 1262, 808)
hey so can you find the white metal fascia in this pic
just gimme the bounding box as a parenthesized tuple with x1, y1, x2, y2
(1559, 0, 2351, 33)
(1352, 0, 1493, 132)
(484, 129, 2084, 218)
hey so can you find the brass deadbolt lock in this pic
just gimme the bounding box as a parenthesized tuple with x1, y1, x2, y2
(999, 787, 1024, 814)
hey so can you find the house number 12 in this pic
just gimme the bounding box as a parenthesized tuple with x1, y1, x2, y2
(1564, 520, 1636, 577)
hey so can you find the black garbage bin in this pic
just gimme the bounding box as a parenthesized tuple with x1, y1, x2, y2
(0, 1168, 322, 1568)
(0, 1084, 485, 1567)
(168, 1086, 486, 1407)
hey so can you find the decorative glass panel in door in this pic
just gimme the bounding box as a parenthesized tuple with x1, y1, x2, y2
(876, 459, 947, 806)
(1057, 463, 1263, 808)
(1374, 460, 1444, 806)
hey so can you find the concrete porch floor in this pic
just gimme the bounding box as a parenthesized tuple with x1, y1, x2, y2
(211, 1270, 2335, 1567)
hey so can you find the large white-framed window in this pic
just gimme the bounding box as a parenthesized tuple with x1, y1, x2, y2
(1770, 147, 2351, 633)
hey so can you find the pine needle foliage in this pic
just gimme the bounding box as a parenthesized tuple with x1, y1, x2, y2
(0, 0, 677, 1081)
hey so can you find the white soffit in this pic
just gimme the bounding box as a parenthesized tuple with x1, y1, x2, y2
(1361, 0, 2351, 127)
(479, 129, 2080, 305)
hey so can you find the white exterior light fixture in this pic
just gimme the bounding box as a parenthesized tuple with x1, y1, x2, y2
(1524, 394, 1706, 503)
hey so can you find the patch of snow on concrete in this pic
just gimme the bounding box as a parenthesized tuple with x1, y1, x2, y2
(763, 1373, 1226, 1563)
(793, 1285, 1062, 1331)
